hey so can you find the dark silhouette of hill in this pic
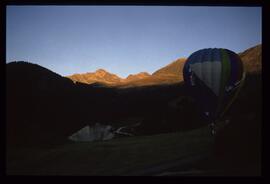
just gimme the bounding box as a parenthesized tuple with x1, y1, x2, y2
(7, 62, 120, 146)
(6, 62, 198, 146)
(7, 62, 68, 145)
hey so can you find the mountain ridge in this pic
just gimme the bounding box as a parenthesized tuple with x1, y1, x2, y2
(68, 68, 123, 85)
(66, 44, 261, 87)
(239, 44, 262, 73)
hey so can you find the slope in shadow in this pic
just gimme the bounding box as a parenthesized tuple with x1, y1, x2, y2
(6, 62, 205, 147)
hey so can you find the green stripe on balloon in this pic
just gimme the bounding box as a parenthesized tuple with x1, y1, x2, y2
(223, 49, 231, 90)
(216, 49, 231, 119)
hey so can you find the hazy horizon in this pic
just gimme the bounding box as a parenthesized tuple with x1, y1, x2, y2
(6, 6, 261, 78)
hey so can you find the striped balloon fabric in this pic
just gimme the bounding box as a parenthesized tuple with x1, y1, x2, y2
(183, 48, 245, 121)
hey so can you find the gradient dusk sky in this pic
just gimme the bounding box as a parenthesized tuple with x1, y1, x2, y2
(6, 6, 261, 78)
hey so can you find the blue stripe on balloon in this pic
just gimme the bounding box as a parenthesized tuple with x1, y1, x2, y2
(190, 49, 202, 64)
(198, 49, 206, 63)
(187, 52, 197, 64)
(203, 49, 212, 62)
(212, 48, 221, 62)
(183, 61, 191, 85)
(227, 50, 238, 86)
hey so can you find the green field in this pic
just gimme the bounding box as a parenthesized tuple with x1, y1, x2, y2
(7, 126, 215, 176)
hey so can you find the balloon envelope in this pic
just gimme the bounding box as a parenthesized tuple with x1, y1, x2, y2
(183, 48, 245, 121)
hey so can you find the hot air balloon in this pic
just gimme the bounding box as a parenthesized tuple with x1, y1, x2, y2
(183, 48, 245, 135)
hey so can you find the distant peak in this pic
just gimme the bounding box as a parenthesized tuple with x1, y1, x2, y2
(94, 69, 109, 78)
(125, 71, 151, 81)
(127, 72, 150, 77)
(138, 72, 150, 75)
(95, 69, 107, 73)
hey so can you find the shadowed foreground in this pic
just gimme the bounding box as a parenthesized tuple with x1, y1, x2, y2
(7, 126, 215, 176)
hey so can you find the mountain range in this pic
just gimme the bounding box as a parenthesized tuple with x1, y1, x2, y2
(6, 44, 261, 146)
(66, 58, 186, 87)
(66, 45, 261, 87)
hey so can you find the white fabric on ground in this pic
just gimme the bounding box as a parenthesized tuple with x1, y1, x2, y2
(68, 123, 114, 142)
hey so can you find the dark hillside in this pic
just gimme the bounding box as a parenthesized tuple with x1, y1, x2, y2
(6, 62, 195, 146)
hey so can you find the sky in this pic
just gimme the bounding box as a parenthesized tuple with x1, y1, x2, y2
(6, 6, 261, 78)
